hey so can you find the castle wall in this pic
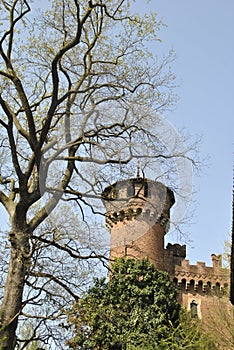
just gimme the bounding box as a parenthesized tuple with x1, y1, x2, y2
(163, 246, 230, 320)
(179, 291, 229, 320)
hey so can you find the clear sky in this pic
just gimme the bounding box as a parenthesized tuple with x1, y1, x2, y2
(141, 0, 234, 265)
(0, 0, 233, 267)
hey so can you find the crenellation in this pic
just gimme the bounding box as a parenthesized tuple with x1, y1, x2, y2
(172, 256, 229, 294)
(211, 253, 223, 268)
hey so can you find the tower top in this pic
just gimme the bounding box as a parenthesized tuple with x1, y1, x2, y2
(102, 176, 175, 269)
(102, 177, 175, 233)
(102, 177, 174, 204)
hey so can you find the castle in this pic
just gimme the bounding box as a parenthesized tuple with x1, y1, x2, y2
(102, 172, 230, 321)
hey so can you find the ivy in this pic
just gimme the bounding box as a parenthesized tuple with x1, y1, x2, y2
(67, 258, 215, 349)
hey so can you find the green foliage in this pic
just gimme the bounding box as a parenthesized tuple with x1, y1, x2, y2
(67, 258, 179, 349)
(67, 258, 215, 349)
(159, 310, 217, 350)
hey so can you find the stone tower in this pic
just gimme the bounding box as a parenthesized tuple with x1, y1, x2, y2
(102, 173, 175, 270)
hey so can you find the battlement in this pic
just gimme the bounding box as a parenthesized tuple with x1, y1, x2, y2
(102, 177, 174, 232)
(171, 254, 230, 293)
(166, 243, 186, 258)
(105, 207, 170, 231)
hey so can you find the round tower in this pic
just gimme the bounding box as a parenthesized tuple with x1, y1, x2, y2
(102, 175, 175, 270)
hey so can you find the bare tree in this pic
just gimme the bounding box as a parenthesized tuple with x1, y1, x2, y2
(14, 213, 109, 349)
(0, 0, 187, 348)
(204, 296, 234, 349)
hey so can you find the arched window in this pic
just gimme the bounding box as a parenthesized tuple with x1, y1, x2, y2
(181, 279, 186, 290)
(198, 280, 203, 292)
(127, 183, 134, 197)
(190, 279, 195, 292)
(144, 182, 152, 197)
(215, 282, 221, 295)
(207, 281, 211, 291)
(190, 300, 198, 317)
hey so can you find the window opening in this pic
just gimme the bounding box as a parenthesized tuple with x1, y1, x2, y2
(144, 182, 152, 198)
(127, 183, 134, 197)
(190, 300, 198, 317)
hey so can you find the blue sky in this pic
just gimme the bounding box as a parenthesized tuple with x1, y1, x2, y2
(0, 1, 233, 267)
(143, 0, 234, 264)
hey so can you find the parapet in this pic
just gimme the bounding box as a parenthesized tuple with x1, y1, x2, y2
(102, 177, 175, 232)
(172, 254, 230, 294)
(166, 243, 186, 258)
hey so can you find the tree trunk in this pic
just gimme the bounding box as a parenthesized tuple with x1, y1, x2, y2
(0, 229, 30, 350)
